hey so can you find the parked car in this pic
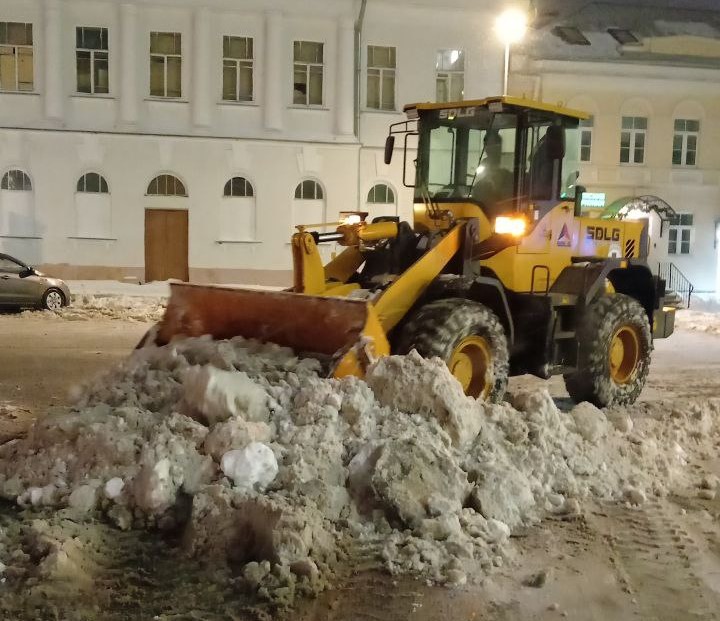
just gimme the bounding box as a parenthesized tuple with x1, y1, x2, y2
(0, 253, 71, 311)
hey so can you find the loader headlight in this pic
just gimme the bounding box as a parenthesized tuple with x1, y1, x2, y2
(494, 216, 527, 237)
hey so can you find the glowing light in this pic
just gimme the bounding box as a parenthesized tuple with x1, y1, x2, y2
(475, 164, 486, 175)
(342, 214, 362, 225)
(450, 49, 460, 65)
(495, 216, 527, 237)
(495, 8, 528, 45)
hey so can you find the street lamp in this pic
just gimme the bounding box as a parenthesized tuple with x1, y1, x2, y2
(495, 8, 528, 96)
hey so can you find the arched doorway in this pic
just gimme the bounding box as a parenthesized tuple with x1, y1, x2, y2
(144, 174, 189, 282)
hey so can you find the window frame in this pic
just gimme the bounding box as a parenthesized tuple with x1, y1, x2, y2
(579, 116, 593, 163)
(366, 45, 396, 111)
(292, 40, 324, 107)
(1, 169, 32, 191)
(146, 174, 187, 197)
(76, 26, 109, 95)
(366, 183, 395, 204)
(435, 49, 464, 103)
(76, 172, 109, 194)
(0, 21, 34, 93)
(222, 35, 254, 102)
(294, 179, 324, 200)
(223, 176, 254, 198)
(149, 31, 182, 98)
(672, 119, 699, 168)
(619, 116, 647, 165)
(667, 213, 694, 255)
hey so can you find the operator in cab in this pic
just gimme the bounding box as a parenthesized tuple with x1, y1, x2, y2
(470, 129, 514, 217)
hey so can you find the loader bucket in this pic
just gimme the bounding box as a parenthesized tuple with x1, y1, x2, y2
(155, 283, 390, 378)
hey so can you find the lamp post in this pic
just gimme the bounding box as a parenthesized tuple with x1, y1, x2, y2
(495, 8, 528, 96)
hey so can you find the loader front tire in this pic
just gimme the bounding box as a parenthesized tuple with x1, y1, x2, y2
(396, 298, 509, 402)
(563, 294, 652, 408)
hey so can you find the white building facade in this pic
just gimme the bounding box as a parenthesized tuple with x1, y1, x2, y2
(0, 0, 503, 285)
(512, 14, 720, 295)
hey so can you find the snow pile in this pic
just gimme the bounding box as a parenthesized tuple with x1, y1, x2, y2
(0, 336, 717, 602)
(676, 309, 720, 336)
(12, 294, 166, 322)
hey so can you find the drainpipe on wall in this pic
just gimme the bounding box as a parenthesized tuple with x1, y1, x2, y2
(354, 0, 368, 211)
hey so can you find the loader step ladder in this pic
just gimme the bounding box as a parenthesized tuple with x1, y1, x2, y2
(549, 295, 579, 373)
(658, 262, 694, 309)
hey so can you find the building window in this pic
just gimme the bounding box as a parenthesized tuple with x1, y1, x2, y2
(294, 179, 323, 200)
(0, 22, 33, 92)
(77, 172, 109, 193)
(1, 169, 32, 191)
(579, 117, 593, 162)
(367, 45, 396, 111)
(293, 179, 325, 229)
(75, 172, 111, 238)
(672, 119, 699, 167)
(0, 168, 35, 236)
(668, 214, 693, 255)
(221, 177, 255, 241)
(222, 36, 253, 102)
(620, 116, 647, 164)
(147, 174, 186, 196)
(76, 27, 108, 94)
(436, 49, 464, 103)
(293, 41, 323, 106)
(150, 32, 181, 98)
(367, 183, 395, 204)
(366, 183, 396, 221)
(223, 176, 253, 197)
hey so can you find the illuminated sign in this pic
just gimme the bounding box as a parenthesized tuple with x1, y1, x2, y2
(581, 192, 606, 208)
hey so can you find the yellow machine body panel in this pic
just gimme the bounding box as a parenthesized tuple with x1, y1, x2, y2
(479, 202, 647, 292)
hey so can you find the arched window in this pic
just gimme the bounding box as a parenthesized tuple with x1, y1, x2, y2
(1, 169, 32, 191)
(0, 169, 35, 236)
(147, 174, 187, 197)
(220, 176, 256, 241)
(224, 176, 254, 197)
(365, 182, 397, 221)
(75, 173, 111, 238)
(77, 172, 109, 194)
(367, 183, 395, 204)
(294, 179, 323, 200)
(292, 179, 325, 230)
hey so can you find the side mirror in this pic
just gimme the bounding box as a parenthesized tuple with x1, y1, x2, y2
(19, 267, 33, 278)
(384, 135, 395, 165)
(547, 125, 566, 160)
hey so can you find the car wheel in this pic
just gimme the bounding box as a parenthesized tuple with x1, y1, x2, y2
(42, 288, 65, 311)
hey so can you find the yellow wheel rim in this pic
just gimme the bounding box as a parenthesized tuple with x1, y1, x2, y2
(609, 325, 641, 384)
(449, 336, 492, 398)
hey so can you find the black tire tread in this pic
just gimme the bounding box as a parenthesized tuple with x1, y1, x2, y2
(396, 298, 509, 403)
(563, 293, 652, 407)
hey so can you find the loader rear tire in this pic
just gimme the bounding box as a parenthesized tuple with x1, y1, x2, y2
(396, 298, 509, 402)
(563, 293, 652, 408)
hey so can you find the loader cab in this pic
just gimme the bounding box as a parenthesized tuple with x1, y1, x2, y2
(391, 97, 589, 233)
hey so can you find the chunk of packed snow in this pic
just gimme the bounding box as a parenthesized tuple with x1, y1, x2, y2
(183, 366, 269, 425)
(221, 443, 278, 491)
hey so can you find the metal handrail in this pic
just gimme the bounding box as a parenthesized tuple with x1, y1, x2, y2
(658, 262, 694, 309)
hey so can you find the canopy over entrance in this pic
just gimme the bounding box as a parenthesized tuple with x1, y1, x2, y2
(601, 195, 676, 221)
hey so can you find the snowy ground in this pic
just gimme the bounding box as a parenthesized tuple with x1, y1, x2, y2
(1, 312, 720, 620)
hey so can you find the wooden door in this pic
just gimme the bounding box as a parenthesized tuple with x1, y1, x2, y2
(144, 209, 189, 282)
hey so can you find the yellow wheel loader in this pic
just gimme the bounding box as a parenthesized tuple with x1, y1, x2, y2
(150, 96, 676, 407)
